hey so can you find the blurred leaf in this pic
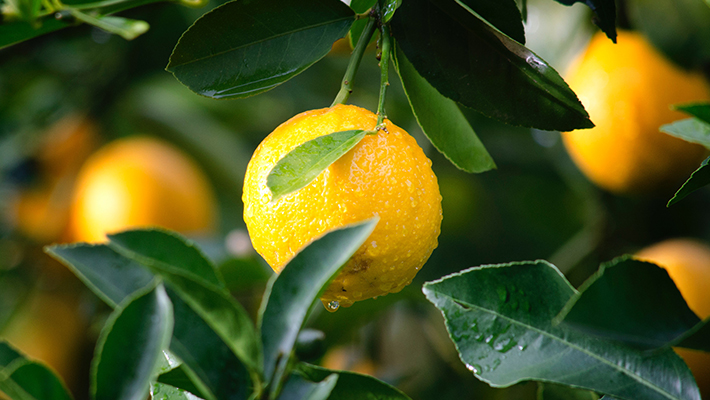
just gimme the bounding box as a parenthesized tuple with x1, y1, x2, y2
(392, 46, 495, 173)
(454, 0, 525, 44)
(297, 363, 412, 400)
(107, 229, 224, 288)
(423, 261, 700, 400)
(538, 382, 600, 400)
(46, 243, 154, 308)
(667, 157, 710, 207)
(627, 0, 710, 69)
(151, 383, 204, 400)
(260, 219, 378, 390)
(219, 257, 273, 293)
(554, 257, 701, 349)
(381, 0, 402, 22)
(278, 373, 337, 400)
(167, 0, 354, 99)
(674, 103, 710, 124)
(553, 0, 616, 42)
(661, 119, 710, 149)
(0, 342, 73, 400)
(0, 19, 73, 49)
(67, 11, 149, 40)
(92, 283, 174, 400)
(390, 0, 592, 131)
(267, 130, 366, 201)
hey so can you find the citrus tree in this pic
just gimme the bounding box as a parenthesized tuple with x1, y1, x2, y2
(1, 0, 710, 400)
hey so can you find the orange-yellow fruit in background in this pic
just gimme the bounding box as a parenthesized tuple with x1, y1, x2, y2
(322, 346, 377, 376)
(69, 136, 217, 242)
(242, 105, 442, 308)
(562, 31, 710, 194)
(635, 239, 710, 396)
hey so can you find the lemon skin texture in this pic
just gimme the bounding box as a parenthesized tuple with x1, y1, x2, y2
(563, 31, 710, 194)
(636, 239, 710, 397)
(243, 105, 442, 308)
(69, 136, 217, 243)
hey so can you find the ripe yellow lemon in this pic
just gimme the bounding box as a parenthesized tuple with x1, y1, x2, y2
(242, 104, 442, 308)
(69, 136, 217, 243)
(635, 239, 710, 397)
(562, 31, 710, 194)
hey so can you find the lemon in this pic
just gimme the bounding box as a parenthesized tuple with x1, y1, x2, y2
(242, 104, 442, 308)
(563, 31, 710, 194)
(69, 136, 217, 242)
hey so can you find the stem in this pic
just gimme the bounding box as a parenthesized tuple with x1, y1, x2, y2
(331, 16, 377, 107)
(376, 23, 391, 128)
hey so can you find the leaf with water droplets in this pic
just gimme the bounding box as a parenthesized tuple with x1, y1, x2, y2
(424, 260, 701, 400)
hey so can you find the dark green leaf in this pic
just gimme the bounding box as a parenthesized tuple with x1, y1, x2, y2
(279, 373, 337, 400)
(67, 10, 149, 40)
(219, 257, 273, 293)
(537, 382, 600, 400)
(107, 229, 224, 288)
(0, 19, 73, 50)
(351, 0, 376, 11)
(554, 257, 701, 349)
(627, 0, 710, 69)
(45, 243, 154, 308)
(297, 363, 412, 400)
(661, 119, 710, 149)
(167, 0, 354, 99)
(674, 103, 710, 125)
(381, 0, 402, 22)
(267, 130, 367, 201)
(0, 342, 73, 400)
(392, 46, 495, 173)
(454, 0, 525, 44)
(668, 157, 710, 206)
(92, 283, 174, 400)
(391, 0, 592, 131)
(424, 261, 700, 400)
(348, 0, 376, 47)
(675, 320, 710, 352)
(260, 219, 378, 386)
(157, 366, 209, 399)
(554, 0, 616, 42)
(151, 383, 204, 400)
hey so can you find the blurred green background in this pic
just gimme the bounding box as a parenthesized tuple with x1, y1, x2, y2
(1, 0, 709, 399)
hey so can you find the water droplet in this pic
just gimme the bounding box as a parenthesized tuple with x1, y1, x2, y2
(325, 300, 339, 312)
(493, 338, 517, 353)
(517, 344, 527, 351)
(466, 363, 482, 374)
(484, 335, 494, 344)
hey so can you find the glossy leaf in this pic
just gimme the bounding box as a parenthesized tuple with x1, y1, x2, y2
(279, 373, 338, 400)
(661, 119, 710, 149)
(675, 103, 710, 125)
(381, 0, 402, 22)
(260, 219, 378, 386)
(454, 0, 525, 44)
(554, 257, 701, 349)
(151, 383, 204, 400)
(92, 283, 174, 400)
(297, 363, 412, 400)
(46, 243, 154, 308)
(390, 0, 592, 131)
(67, 10, 149, 40)
(393, 46, 495, 173)
(0, 342, 73, 400)
(668, 157, 710, 206)
(424, 261, 701, 400)
(167, 0, 354, 99)
(157, 366, 209, 399)
(107, 229, 224, 288)
(267, 130, 366, 201)
(554, 0, 616, 42)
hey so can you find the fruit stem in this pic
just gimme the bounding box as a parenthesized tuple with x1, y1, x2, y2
(375, 23, 391, 129)
(331, 15, 377, 107)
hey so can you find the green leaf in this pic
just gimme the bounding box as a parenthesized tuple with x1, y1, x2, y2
(674, 103, 710, 125)
(0, 342, 73, 400)
(347, 0, 376, 48)
(297, 363, 412, 400)
(538, 382, 600, 400)
(278, 373, 338, 400)
(380, 0, 402, 22)
(675, 320, 710, 352)
(267, 130, 367, 201)
(553, 0, 616, 43)
(392, 46, 495, 173)
(626, 0, 710, 69)
(92, 283, 174, 400)
(554, 257, 702, 349)
(668, 157, 710, 206)
(390, 0, 592, 131)
(259, 219, 378, 388)
(167, 0, 355, 99)
(661, 118, 710, 149)
(67, 11, 149, 40)
(157, 366, 209, 399)
(423, 261, 701, 400)
(106, 229, 225, 289)
(151, 383, 204, 400)
(454, 0, 525, 44)
(0, 19, 73, 49)
(45, 243, 154, 309)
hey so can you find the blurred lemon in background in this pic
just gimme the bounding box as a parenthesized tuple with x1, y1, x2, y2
(69, 136, 217, 242)
(562, 31, 709, 194)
